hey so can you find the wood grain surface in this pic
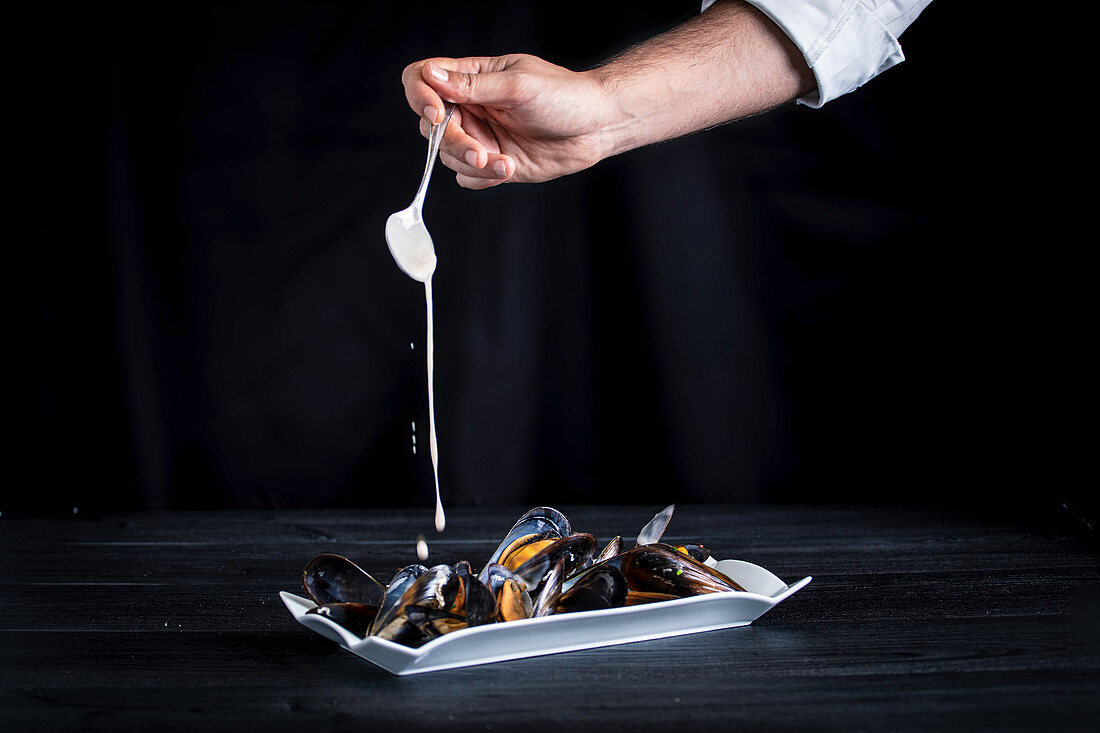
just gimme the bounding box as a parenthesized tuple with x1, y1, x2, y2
(1, 505, 1097, 731)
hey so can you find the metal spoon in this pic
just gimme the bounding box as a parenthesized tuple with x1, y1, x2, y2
(385, 103, 456, 282)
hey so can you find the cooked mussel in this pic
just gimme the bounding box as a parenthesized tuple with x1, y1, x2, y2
(575, 534, 623, 575)
(554, 563, 628, 614)
(619, 544, 744, 597)
(371, 564, 460, 645)
(368, 563, 427, 637)
(498, 577, 531, 622)
(450, 567, 498, 627)
(498, 530, 559, 572)
(306, 602, 378, 638)
(595, 536, 623, 563)
(533, 557, 565, 618)
(479, 507, 572, 580)
(560, 549, 625, 594)
(512, 532, 598, 592)
(403, 564, 460, 611)
(405, 604, 467, 639)
(371, 561, 498, 645)
(302, 554, 386, 606)
(485, 563, 533, 622)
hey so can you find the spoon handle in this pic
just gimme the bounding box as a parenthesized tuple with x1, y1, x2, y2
(411, 103, 456, 212)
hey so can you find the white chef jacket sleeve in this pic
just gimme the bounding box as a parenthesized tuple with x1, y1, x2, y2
(702, 0, 932, 108)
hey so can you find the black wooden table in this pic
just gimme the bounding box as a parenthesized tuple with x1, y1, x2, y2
(2, 506, 1097, 731)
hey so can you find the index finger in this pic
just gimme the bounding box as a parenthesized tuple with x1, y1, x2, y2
(402, 56, 521, 122)
(402, 60, 446, 124)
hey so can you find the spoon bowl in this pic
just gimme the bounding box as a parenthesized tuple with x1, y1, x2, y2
(385, 208, 437, 283)
(385, 104, 455, 282)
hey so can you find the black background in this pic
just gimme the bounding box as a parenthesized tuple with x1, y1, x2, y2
(8, 3, 1088, 527)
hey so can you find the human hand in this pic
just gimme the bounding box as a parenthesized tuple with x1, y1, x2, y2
(401, 4, 814, 190)
(401, 54, 615, 189)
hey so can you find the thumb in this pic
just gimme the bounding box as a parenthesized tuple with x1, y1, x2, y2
(424, 60, 517, 107)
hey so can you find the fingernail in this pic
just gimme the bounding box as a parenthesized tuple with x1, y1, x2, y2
(493, 160, 508, 177)
(423, 105, 439, 123)
(464, 150, 478, 167)
(429, 62, 448, 82)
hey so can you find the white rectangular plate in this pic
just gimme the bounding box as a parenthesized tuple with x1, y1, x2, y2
(282, 557, 811, 675)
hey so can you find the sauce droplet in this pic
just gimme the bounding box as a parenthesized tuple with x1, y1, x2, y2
(434, 498, 446, 533)
(416, 534, 429, 561)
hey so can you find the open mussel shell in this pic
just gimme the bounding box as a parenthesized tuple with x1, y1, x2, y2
(405, 604, 467, 640)
(402, 564, 460, 612)
(479, 507, 572, 580)
(485, 563, 533, 622)
(371, 564, 459, 644)
(574, 535, 622, 575)
(302, 554, 386, 606)
(306, 602, 379, 638)
(595, 536, 623, 564)
(498, 530, 559, 572)
(560, 551, 623, 594)
(619, 544, 745, 597)
(460, 574, 499, 627)
(359, 560, 501, 647)
(403, 571, 498, 640)
(635, 505, 675, 546)
(368, 563, 427, 637)
(437, 563, 498, 627)
(554, 564, 628, 614)
(512, 532, 597, 592)
(533, 557, 565, 618)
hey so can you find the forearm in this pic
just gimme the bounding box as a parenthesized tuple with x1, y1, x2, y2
(400, 2, 817, 187)
(588, 1, 815, 158)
